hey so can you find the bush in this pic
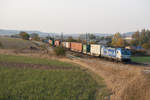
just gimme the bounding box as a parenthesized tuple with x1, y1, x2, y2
(54, 46, 66, 56)
(19, 31, 30, 40)
(131, 50, 146, 56)
(142, 43, 150, 49)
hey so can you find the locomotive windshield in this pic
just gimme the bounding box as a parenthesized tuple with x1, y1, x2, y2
(121, 49, 131, 55)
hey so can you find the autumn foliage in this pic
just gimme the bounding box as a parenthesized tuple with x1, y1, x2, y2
(111, 32, 125, 47)
(131, 29, 150, 49)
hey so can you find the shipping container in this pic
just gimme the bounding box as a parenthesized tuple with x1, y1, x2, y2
(55, 40, 61, 46)
(71, 42, 82, 52)
(83, 44, 90, 54)
(62, 42, 66, 47)
(49, 39, 55, 46)
(65, 42, 71, 49)
(90, 44, 101, 56)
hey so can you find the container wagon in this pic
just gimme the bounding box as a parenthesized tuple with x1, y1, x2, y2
(90, 44, 101, 56)
(62, 42, 66, 48)
(83, 44, 90, 54)
(49, 39, 55, 46)
(55, 40, 61, 46)
(70, 42, 82, 52)
(65, 42, 71, 49)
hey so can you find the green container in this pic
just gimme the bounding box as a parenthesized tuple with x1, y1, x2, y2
(52, 40, 55, 46)
(83, 44, 90, 54)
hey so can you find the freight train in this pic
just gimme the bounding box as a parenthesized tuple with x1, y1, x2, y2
(48, 40, 131, 62)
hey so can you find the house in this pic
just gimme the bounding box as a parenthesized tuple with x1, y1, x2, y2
(97, 40, 109, 45)
(124, 36, 132, 40)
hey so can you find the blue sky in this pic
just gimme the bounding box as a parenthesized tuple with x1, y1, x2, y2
(0, 0, 150, 34)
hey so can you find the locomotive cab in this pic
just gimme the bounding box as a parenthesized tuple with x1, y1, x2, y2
(116, 48, 131, 62)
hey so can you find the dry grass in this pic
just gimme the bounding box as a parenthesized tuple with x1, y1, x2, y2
(0, 37, 36, 49)
(59, 58, 150, 100)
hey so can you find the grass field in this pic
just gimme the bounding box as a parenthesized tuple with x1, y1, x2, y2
(0, 54, 108, 100)
(0, 37, 35, 49)
(131, 56, 150, 63)
(0, 54, 78, 68)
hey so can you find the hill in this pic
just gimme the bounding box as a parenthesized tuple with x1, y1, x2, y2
(0, 29, 50, 37)
(0, 29, 134, 38)
(0, 37, 36, 49)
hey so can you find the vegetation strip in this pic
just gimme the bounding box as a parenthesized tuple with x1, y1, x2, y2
(0, 54, 79, 68)
(0, 61, 74, 70)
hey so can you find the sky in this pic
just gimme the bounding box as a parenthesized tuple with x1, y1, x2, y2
(0, 0, 150, 34)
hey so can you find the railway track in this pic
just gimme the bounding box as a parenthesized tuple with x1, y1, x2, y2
(66, 50, 149, 67)
(34, 41, 149, 67)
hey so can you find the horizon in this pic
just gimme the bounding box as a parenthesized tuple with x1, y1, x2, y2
(0, 28, 137, 35)
(0, 0, 150, 34)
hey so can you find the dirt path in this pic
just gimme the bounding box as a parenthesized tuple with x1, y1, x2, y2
(59, 58, 150, 100)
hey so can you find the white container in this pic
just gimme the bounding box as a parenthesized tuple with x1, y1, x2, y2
(90, 44, 101, 56)
(62, 42, 66, 47)
(66, 42, 71, 48)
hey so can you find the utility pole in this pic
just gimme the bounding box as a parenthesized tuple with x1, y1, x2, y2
(86, 32, 87, 44)
(48, 33, 50, 39)
(61, 32, 63, 42)
(53, 32, 55, 41)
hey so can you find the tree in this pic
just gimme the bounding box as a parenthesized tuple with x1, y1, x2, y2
(54, 46, 66, 56)
(77, 37, 82, 42)
(88, 34, 96, 40)
(131, 31, 141, 46)
(46, 36, 53, 40)
(67, 36, 77, 42)
(19, 31, 30, 40)
(100, 37, 105, 40)
(131, 29, 150, 46)
(111, 32, 125, 47)
(145, 29, 150, 42)
(0, 42, 3, 48)
(142, 43, 150, 49)
(117, 38, 125, 47)
(30, 33, 40, 41)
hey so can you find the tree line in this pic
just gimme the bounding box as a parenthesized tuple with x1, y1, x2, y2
(11, 31, 40, 41)
(15, 29, 150, 49)
(131, 29, 150, 49)
(111, 29, 150, 49)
